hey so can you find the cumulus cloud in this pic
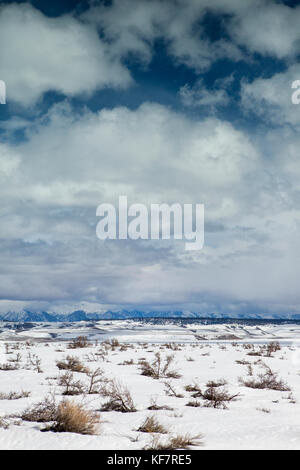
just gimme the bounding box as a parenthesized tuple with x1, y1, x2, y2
(82, 0, 300, 73)
(83, 0, 243, 72)
(229, 1, 300, 59)
(1, 1, 299, 107)
(241, 64, 300, 127)
(0, 3, 132, 106)
(1, 99, 299, 311)
(5, 101, 258, 213)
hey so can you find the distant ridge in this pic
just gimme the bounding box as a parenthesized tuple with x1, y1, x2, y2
(0, 309, 299, 322)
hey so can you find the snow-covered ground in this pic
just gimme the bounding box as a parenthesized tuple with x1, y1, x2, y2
(0, 321, 299, 450)
(1, 319, 300, 344)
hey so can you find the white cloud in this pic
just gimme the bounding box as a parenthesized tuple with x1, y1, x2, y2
(7, 101, 258, 215)
(179, 78, 231, 110)
(1, 0, 299, 109)
(2, 101, 299, 311)
(229, 1, 300, 59)
(0, 3, 132, 106)
(0, 143, 20, 177)
(83, 0, 300, 74)
(83, 0, 243, 72)
(241, 64, 300, 127)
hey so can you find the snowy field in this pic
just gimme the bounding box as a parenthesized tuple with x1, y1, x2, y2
(0, 320, 299, 450)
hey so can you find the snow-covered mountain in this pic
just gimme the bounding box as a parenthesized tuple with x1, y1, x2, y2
(0, 309, 300, 322)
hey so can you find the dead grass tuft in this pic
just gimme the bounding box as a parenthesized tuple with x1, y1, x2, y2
(145, 432, 203, 450)
(137, 415, 168, 434)
(45, 399, 99, 435)
(0, 390, 30, 400)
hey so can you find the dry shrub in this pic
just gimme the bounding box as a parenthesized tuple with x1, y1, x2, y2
(0, 390, 30, 400)
(201, 387, 239, 409)
(0, 363, 19, 371)
(21, 395, 57, 422)
(247, 350, 263, 357)
(169, 433, 203, 449)
(86, 368, 104, 394)
(100, 379, 136, 412)
(240, 367, 290, 391)
(0, 417, 9, 429)
(205, 378, 227, 388)
(119, 359, 134, 366)
(185, 382, 239, 409)
(163, 381, 184, 398)
(185, 382, 200, 393)
(147, 397, 173, 411)
(46, 400, 99, 435)
(109, 338, 120, 348)
(164, 343, 181, 351)
(266, 341, 281, 356)
(137, 415, 167, 434)
(26, 352, 42, 373)
(145, 433, 203, 450)
(235, 359, 251, 366)
(140, 352, 181, 379)
(102, 339, 120, 351)
(56, 356, 89, 373)
(186, 400, 201, 407)
(58, 372, 85, 395)
(68, 336, 90, 349)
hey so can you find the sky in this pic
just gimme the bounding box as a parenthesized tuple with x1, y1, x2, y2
(1, 0, 300, 316)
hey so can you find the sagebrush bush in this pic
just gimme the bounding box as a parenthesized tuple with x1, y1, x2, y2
(137, 415, 167, 434)
(266, 341, 281, 356)
(0, 363, 19, 371)
(147, 397, 173, 411)
(0, 390, 30, 400)
(56, 356, 89, 373)
(21, 395, 57, 422)
(68, 336, 90, 349)
(46, 400, 99, 435)
(201, 387, 239, 409)
(239, 367, 290, 391)
(186, 400, 201, 407)
(185, 381, 239, 409)
(86, 368, 104, 394)
(140, 352, 181, 379)
(163, 380, 184, 398)
(205, 379, 227, 388)
(100, 379, 136, 412)
(58, 372, 85, 395)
